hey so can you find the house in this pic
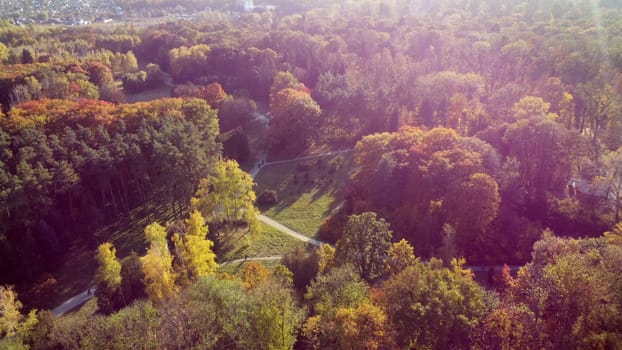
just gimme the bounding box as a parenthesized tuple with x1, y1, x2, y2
(237, 0, 254, 12)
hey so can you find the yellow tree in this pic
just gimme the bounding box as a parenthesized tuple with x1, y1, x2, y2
(192, 159, 259, 233)
(385, 239, 417, 274)
(95, 242, 124, 312)
(242, 261, 270, 290)
(317, 244, 336, 274)
(172, 211, 217, 283)
(333, 302, 394, 350)
(96, 243, 122, 290)
(141, 223, 177, 303)
(0, 285, 37, 348)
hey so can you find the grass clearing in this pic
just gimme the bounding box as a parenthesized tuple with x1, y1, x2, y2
(255, 152, 356, 237)
(217, 222, 308, 262)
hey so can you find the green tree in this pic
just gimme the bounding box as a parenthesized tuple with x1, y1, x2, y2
(303, 265, 371, 347)
(336, 212, 393, 281)
(192, 159, 259, 234)
(511, 96, 557, 122)
(120, 252, 146, 303)
(503, 233, 622, 349)
(383, 258, 487, 350)
(141, 223, 177, 304)
(249, 275, 305, 350)
(21, 48, 34, 64)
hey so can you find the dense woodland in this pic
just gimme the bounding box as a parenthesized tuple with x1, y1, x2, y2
(2, 0, 622, 348)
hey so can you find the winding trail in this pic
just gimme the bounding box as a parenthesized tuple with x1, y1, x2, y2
(52, 288, 95, 316)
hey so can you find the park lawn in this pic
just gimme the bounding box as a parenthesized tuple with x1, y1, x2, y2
(254, 152, 357, 238)
(217, 222, 308, 263)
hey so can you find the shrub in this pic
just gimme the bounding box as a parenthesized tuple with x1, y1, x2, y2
(257, 190, 278, 206)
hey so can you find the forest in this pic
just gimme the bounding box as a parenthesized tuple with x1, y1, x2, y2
(2, 0, 622, 349)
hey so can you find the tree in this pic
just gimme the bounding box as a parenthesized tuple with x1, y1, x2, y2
(269, 71, 300, 108)
(0, 42, 8, 64)
(203, 82, 227, 108)
(332, 302, 395, 350)
(168, 44, 211, 82)
(595, 148, 622, 222)
(511, 96, 557, 122)
(242, 261, 270, 290)
(95, 243, 122, 290)
(192, 159, 259, 234)
(21, 49, 34, 64)
(386, 239, 417, 274)
(336, 212, 393, 281)
(317, 243, 336, 273)
(120, 252, 146, 303)
(141, 223, 177, 303)
(383, 259, 487, 350)
(305, 265, 369, 316)
(502, 233, 622, 348)
(447, 172, 501, 256)
(95, 242, 124, 313)
(0, 285, 37, 349)
(172, 211, 217, 283)
(249, 275, 305, 350)
(269, 87, 322, 153)
(303, 265, 370, 347)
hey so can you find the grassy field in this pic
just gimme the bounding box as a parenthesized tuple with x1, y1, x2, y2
(217, 222, 308, 262)
(254, 152, 357, 238)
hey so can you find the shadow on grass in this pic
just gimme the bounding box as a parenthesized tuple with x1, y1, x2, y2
(254, 153, 357, 235)
(47, 203, 180, 310)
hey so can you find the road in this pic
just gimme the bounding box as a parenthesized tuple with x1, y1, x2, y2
(52, 287, 95, 316)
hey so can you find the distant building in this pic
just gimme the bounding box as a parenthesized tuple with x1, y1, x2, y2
(237, 0, 254, 12)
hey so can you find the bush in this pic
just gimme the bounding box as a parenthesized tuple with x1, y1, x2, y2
(318, 212, 348, 244)
(257, 190, 278, 206)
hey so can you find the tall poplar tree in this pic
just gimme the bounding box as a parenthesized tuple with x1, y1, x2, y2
(141, 223, 177, 303)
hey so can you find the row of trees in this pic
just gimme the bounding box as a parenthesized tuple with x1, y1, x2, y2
(5, 211, 622, 349)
